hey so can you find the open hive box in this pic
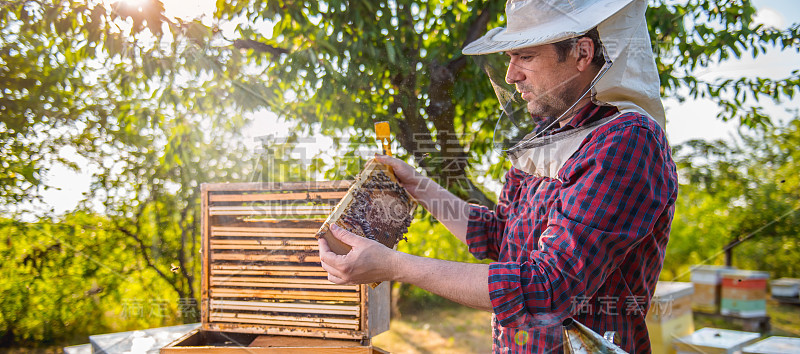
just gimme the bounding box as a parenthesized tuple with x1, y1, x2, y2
(162, 181, 390, 353)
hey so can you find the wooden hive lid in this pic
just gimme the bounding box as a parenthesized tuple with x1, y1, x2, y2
(652, 281, 694, 302)
(771, 278, 800, 287)
(742, 336, 800, 354)
(674, 328, 761, 352)
(722, 270, 770, 280)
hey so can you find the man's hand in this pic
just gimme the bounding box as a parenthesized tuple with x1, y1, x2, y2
(318, 224, 398, 285)
(375, 154, 471, 243)
(374, 154, 430, 198)
(318, 225, 492, 311)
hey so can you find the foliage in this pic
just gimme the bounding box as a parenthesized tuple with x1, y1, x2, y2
(0, 213, 186, 346)
(663, 115, 800, 281)
(214, 0, 509, 208)
(394, 216, 491, 304)
(1, 0, 260, 206)
(648, 0, 800, 127)
(210, 0, 800, 209)
(2, 0, 256, 345)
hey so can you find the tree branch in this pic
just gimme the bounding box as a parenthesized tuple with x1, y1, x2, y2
(447, 5, 494, 74)
(177, 194, 196, 301)
(232, 39, 289, 57)
(116, 224, 184, 298)
(419, 5, 499, 208)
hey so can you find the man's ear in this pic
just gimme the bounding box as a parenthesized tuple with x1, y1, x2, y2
(574, 37, 595, 72)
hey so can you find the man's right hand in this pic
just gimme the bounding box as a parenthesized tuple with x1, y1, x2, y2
(374, 154, 471, 244)
(374, 154, 431, 199)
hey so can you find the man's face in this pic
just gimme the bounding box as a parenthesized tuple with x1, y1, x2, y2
(504, 44, 583, 118)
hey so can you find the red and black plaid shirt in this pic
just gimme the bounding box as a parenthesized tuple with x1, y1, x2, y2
(467, 104, 678, 353)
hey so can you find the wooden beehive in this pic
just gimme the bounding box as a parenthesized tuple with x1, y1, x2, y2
(163, 181, 390, 351)
(646, 282, 695, 354)
(690, 265, 736, 312)
(674, 328, 761, 354)
(770, 278, 800, 299)
(720, 270, 769, 318)
(742, 336, 800, 354)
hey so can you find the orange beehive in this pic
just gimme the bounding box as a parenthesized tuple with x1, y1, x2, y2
(162, 181, 390, 352)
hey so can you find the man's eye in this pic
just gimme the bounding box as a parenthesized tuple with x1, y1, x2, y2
(520, 56, 533, 60)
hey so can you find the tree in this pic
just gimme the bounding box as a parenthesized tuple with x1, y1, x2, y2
(0, 214, 142, 345)
(4, 0, 798, 243)
(214, 0, 508, 207)
(648, 1, 799, 126)
(1, 0, 259, 333)
(664, 114, 800, 281)
(210, 0, 799, 207)
(2, 0, 799, 344)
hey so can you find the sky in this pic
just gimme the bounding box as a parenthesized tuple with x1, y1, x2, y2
(25, 0, 800, 217)
(665, 0, 800, 143)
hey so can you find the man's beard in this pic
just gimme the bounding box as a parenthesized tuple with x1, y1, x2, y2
(522, 80, 583, 119)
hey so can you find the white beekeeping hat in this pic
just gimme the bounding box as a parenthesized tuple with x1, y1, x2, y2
(463, 0, 666, 178)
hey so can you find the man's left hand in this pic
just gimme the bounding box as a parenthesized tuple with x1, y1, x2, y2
(318, 224, 398, 285)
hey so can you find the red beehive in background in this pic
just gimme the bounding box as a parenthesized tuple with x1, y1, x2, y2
(720, 270, 769, 318)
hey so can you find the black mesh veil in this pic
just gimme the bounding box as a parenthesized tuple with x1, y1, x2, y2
(473, 52, 612, 156)
(472, 54, 539, 153)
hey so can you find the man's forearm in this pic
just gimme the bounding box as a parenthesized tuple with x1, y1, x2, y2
(409, 178, 471, 244)
(392, 251, 492, 312)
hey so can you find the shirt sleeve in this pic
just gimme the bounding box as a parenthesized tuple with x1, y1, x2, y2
(487, 121, 678, 327)
(465, 167, 528, 261)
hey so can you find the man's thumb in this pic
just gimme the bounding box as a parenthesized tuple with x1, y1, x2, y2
(330, 224, 361, 245)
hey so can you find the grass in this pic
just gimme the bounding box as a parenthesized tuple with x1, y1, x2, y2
(372, 297, 800, 353)
(769, 301, 800, 337)
(372, 299, 493, 353)
(693, 299, 800, 336)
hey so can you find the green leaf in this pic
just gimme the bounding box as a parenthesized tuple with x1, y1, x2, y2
(385, 41, 396, 64)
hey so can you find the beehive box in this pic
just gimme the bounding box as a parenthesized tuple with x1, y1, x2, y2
(162, 181, 390, 352)
(770, 278, 800, 299)
(646, 282, 695, 354)
(690, 265, 736, 312)
(674, 328, 761, 354)
(742, 336, 800, 354)
(721, 270, 769, 318)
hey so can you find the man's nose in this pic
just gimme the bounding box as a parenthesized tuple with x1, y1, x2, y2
(505, 63, 525, 84)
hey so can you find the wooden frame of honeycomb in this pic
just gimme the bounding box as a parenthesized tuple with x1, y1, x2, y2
(315, 158, 417, 257)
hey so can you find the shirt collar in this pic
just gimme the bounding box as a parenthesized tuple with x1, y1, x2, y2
(562, 102, 618, 130)
(533, 102, 618, 136)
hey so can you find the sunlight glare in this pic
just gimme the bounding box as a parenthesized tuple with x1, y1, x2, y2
(162, 0, 216, 21)
(103, 0, 216, 21)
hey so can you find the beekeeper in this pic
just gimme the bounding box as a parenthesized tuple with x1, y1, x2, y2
(318, 0, 678, 352)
